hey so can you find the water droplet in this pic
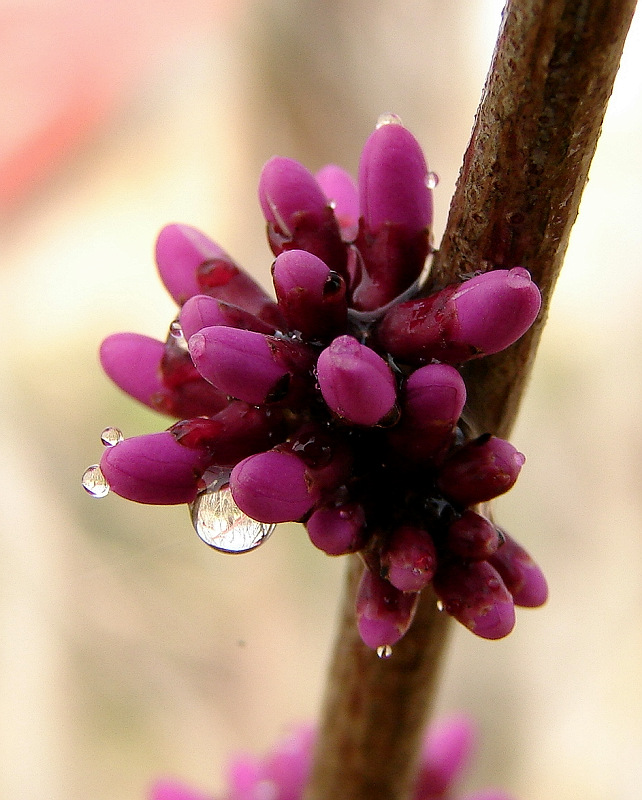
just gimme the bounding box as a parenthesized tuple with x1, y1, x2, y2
(376, 112, 403, 129)
(426, 171, 439, 189)
(436, 599, 444, 612)
(82, 465, 110, 498)
(190, 478, 274, 554)
(100, 427, 123, 447)
(377, 644, 393, 659)
(328, 199, 337, 210)
(169, 319, 183, 338)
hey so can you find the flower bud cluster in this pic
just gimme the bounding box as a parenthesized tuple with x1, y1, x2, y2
(150, 714, 514, 800)
(85, 115, 547, 652)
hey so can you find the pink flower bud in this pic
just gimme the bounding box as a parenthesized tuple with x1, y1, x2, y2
(437, 435, 525, 506)
(433, 560, 515, 639)
(179, 295, 275, 341)
(388, 364, 466, 462)
(272, 250, 347, 340)
(351, 119, 432, 310)
(195, 256, 283, 329)
(100, 332, 165, 408)
(262, 723, 316, 800)
(316, 335, 397, 426)
(379, 268, 541, 364)
(381, 524, 437, 592)
(259, 157, 347, 277)
(149, 779, 212, 800)
(412, 713, 475, 799)
(155, 223, 225, 305)
(359, 118, 432, 234)
(447, 510, 502, 560)
(356, 568, 419, 650)
(100, 432, 210, 505)
(230, 450, 315, 523)
(315, 164, 359, 241)
(169, 402, 284, 467)
(189, 327, 312, 406)
(306, 503, 366, 555)
(489, 532, 548, 607)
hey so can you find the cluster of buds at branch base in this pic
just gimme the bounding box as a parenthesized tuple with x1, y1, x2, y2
(150, 714, 515, 800)
(84, 114, 547, 654)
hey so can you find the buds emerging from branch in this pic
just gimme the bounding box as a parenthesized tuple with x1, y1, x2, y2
(86, 116, 546, 652)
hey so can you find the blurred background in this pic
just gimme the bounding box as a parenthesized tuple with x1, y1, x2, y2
(1, 1, 641, 799)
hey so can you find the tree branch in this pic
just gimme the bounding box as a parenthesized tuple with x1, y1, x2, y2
(305, 2, 637, 799)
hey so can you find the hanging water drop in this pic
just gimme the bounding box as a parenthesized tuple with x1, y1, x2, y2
(100, 427, 124, 447)
(376, 112, 403, 129)
(436, 599, 444, 612)
(82, 464, 110, 498)
(169, 319, 183, 338)
(377, 644, 393, 659)
(328, 199, 337, 210)
(190, 480, 275, 554)
(426, 171, 439, 189)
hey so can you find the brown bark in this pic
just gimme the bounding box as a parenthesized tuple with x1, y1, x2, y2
(304, 2, 637, 799)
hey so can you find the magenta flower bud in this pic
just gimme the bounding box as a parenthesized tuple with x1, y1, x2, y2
(379, 268, 541, 364)
(169, 402, 284, 467)
(230, 450, 315, 523)
(259, 156, 347, 277)
(195, 255, 283, 329)
(149, 780, 211, 800)
(317, 335, 397, 426)
(351, 119, 432, 310)
(100, 332, 227, 419)
(100, 332, 166, 408)
(179, 295, 275, 341)
(447, 510, 502, 560)
(315, 164, 359, 241)
(356, 568, 419, 650)
(437, 435, 525, 506)
(381, 524, 437, 593)
(306, 503, 366, 555)
(413, 713, 475, 799)
(262, 723, 316, 800)
(100, 431, 210, 505)
(155, 223, 225, 305)
(359, 118, 432, 234)
(489, 532, 548, 607)
(433, 560, 515, 640)
(388, 364, 466, 462)
(189, 327, 313, 406)
(272, 249, 347, 340)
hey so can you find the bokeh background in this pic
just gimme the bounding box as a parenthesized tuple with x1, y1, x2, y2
(1, 2, 642, 799)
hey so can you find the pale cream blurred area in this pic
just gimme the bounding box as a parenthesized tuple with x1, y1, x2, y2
(1, 2, 641, 799)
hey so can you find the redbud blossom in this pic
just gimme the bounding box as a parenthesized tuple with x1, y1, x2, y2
(316, 335, 397, 425)
(87, 116, 546, 651)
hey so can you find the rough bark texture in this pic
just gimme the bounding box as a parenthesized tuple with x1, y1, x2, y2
(305, 2, 637, 799)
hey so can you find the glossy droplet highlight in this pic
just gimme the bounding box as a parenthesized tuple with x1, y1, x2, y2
(190, 483, 275, 553)
(100, 427, 124, 447)
(377, 644, 393, 659)
(82, 464, 110, 498)
(375, 112, 403, 129)
(169, 319, 183, 338)
(436, 599, 444, 612)
(426, 171, 439, 189)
